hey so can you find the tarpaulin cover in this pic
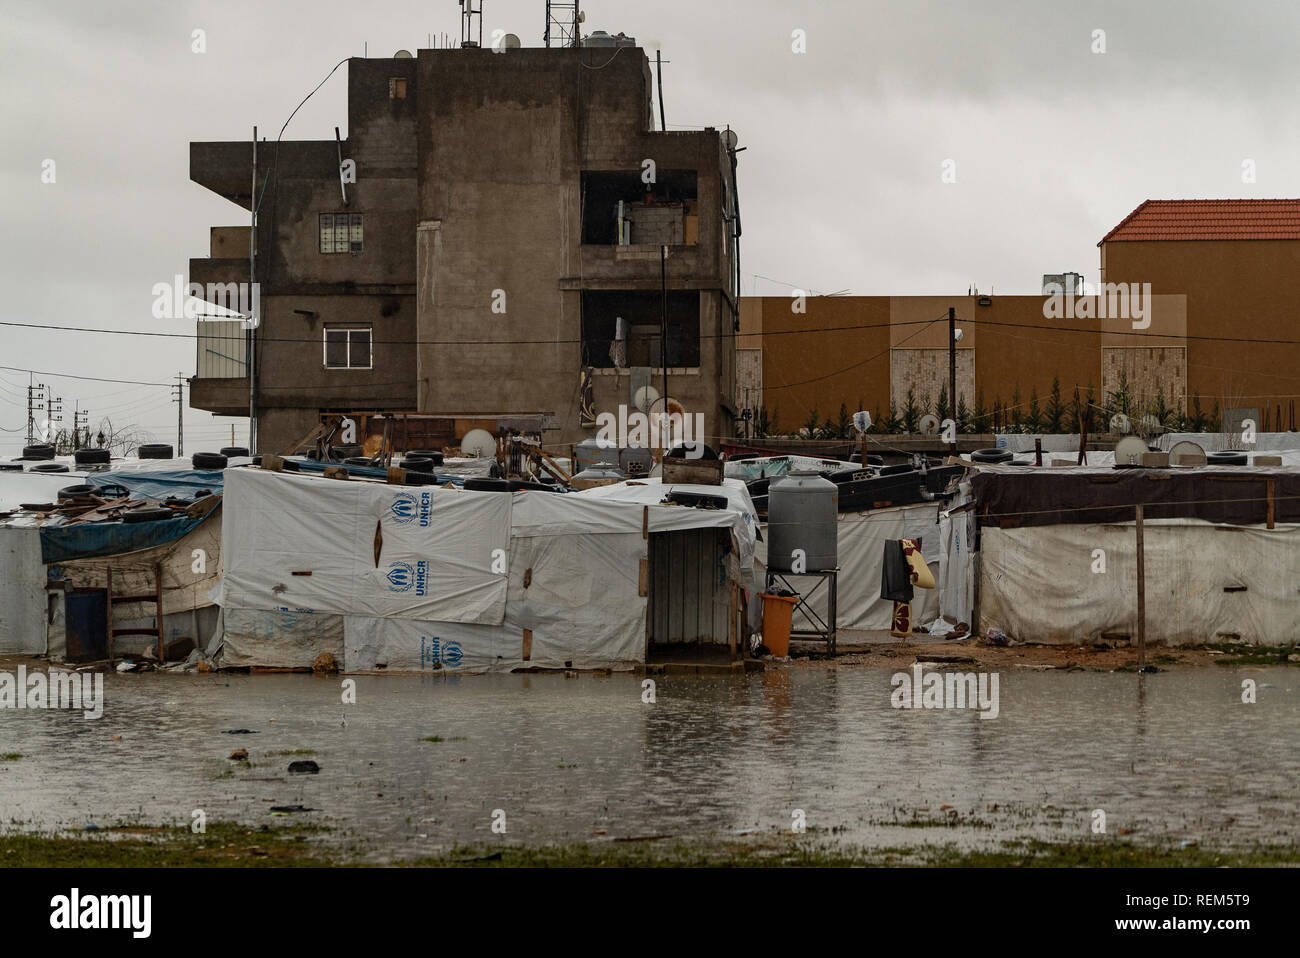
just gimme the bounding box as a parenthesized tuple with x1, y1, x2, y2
(222, 470, 510, 624)
(756, 503, 941, 631)
(980, 519, 1300, 645)
(39, 498, 220, 563)
(217, 470, 754, 671)
(88, 468, 230, 500)
(971, 467, 1300, 528)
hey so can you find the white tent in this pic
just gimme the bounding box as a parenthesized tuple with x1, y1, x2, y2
(217, 470, 756, 671)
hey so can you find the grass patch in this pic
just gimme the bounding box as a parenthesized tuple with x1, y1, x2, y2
(0, 822, 338, 867)
(419, 736, 466, 743)
(1, 754, 22, 761)
(1207, 642, 1298, 666)
(275, 749, 317, 756)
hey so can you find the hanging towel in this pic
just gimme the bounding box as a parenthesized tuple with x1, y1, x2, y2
(881, 539, 913, 602)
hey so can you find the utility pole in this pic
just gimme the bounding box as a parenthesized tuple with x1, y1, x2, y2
(172, 374, 185, 457)
(73, 404, 88, 449)
(948, 306, 957, 456)
(47, 389, 63, 449)
(25, 376, 45, 444)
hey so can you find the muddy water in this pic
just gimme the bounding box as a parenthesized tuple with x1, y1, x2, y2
(1, 666, 1296, 861)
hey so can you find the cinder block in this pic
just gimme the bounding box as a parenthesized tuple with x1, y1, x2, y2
(1171, 453, 1206, 466)
(1140, 451, 1169, 467)
(1253, 455, 1283, 466)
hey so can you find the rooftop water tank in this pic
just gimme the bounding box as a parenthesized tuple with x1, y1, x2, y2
(767, 470, 837, 573)
(574, 437, 620, 471)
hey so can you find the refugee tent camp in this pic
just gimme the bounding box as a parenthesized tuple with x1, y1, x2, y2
(216, 469, 758, 671)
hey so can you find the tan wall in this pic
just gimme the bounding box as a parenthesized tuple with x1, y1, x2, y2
(756, 295, 891, 433)
(1103, 238, 1300, 422)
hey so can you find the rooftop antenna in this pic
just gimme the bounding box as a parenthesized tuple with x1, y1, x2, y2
(545, 0, 581, 48)
(460, 0, 483, 48)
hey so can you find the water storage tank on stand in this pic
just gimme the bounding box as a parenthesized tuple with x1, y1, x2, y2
(767, 471, 838, 572)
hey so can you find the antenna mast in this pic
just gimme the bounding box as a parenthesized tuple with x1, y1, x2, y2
(545, 1, 580, 48)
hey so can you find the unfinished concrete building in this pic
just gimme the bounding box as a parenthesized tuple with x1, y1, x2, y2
(189, 41, 740, 454)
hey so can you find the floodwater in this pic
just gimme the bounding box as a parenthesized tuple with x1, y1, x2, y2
(1, 665, 1297, 862)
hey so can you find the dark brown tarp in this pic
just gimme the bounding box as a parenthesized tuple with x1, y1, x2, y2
(971, 468, 1300, 528)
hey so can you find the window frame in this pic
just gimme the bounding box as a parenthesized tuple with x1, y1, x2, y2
(319, 212, 364, 254)
(322, 326, 373, 370)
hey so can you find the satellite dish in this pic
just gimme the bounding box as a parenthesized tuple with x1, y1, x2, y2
(918, 414, 940, 436)
(1114, 436, 1147, 465)
(852, 410, 872, 434)
(460, 428, 498, 459)
(723, 129, 739, 151)
(1110, 413, 1131, 434)
(1169, 440, 1206, 465)
(394, 49, 414, 58)
(633, 384, 660, 413)
(578, 10, 586, 22)
(648, 396, 684, 419)
(503, 33, 521, 49)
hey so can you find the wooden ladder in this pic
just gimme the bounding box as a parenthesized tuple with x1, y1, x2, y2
(107, 562, 164, 663)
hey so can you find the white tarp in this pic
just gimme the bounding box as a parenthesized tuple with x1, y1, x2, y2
(0, 469, 90, 512)
(221, 470, 510, 625)
(756, 503, 942, 632)
(980, 518, 1300, 645)
(219, 470, 754, 671)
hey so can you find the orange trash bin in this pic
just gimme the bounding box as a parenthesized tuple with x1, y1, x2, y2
(759, 592, 800, 657)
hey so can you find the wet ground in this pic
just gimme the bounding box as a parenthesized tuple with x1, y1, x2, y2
(1, 661, 1296, 863)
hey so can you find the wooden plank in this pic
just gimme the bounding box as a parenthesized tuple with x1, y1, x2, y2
(1135, 504, 1146, 668)
(281, 422, 326, 457)
(642, 505, 649, 539)
(538, 450, 571, 483)
(155, 562, 164, 662)
(522, 629, 532, 662)
(106, 568, 114, 663)
(638, 558, 649, 597)
(1267, 478, 1276, 529)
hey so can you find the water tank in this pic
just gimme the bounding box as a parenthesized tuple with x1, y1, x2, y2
(574, 437, 620, 470)
(766, 471, 837, 572)
(620, 446, 653, 478)
(571, 462, 626, 490)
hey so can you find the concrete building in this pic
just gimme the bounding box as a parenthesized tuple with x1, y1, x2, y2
(190, 43, 740, 454)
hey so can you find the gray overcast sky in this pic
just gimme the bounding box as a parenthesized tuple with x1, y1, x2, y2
(4, 0, 1299, 454)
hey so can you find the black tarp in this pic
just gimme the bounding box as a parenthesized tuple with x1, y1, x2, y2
(971, 468, 1300, 528)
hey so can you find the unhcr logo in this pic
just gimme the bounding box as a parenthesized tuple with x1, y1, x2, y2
(389, 492, 433, 527)
(386, 560, 428, 596)
(420, 635, 463, 669)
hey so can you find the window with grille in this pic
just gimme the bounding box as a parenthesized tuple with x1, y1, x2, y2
(323, 327, 372, 369)
(319, 213, 363, 253)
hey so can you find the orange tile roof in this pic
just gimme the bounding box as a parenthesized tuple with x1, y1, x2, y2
(1099, 199, 1300, 244)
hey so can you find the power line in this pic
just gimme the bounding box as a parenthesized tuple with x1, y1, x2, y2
(9, 313, 1300, 348)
